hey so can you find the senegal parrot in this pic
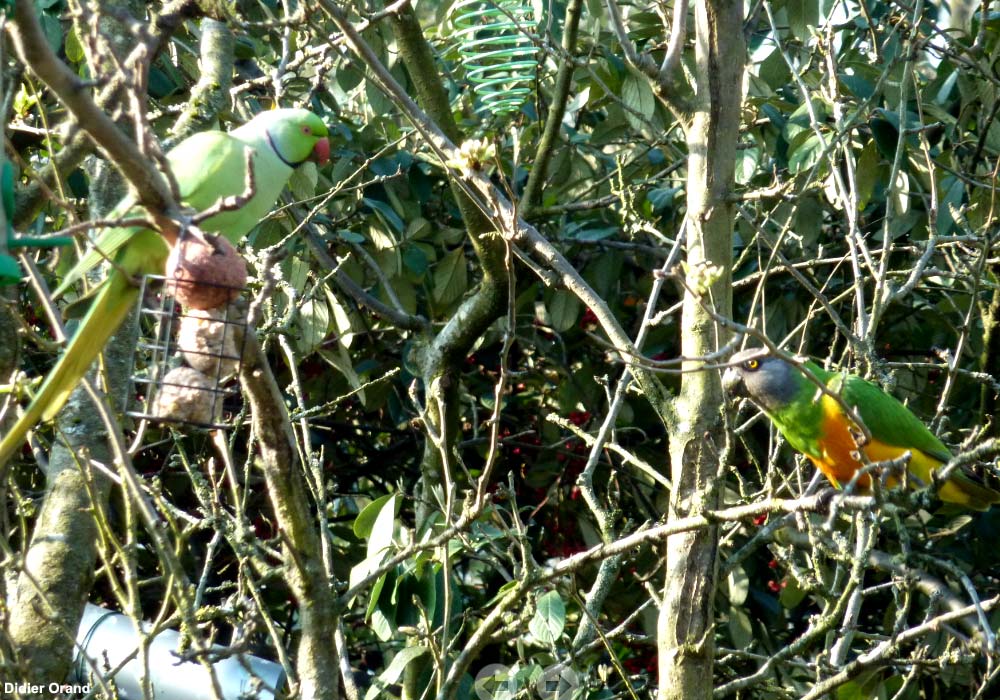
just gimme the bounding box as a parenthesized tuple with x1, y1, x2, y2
(0, 108, 330, 466)
(723, 348, 1000, 510)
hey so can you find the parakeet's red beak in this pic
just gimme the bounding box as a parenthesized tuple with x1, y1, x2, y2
(311, 137, 330, 165)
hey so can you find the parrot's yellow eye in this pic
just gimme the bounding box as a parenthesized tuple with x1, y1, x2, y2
(745, 359, 759, 370)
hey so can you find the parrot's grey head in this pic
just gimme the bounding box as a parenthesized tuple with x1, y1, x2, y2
(722, 349, 802, 413)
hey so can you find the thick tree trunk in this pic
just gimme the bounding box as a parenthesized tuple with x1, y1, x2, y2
(658, 2, 744, 699)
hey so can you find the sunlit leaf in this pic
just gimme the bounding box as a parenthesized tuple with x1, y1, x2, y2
(529, 591, 565, 645)
(433, 247, 468, 307)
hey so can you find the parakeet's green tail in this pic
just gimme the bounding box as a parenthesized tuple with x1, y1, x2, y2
(0, 272, 138, 467)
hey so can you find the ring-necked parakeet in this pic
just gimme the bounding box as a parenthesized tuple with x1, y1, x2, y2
(723, 348, 1000, 510)
(0, 108, 329, 466)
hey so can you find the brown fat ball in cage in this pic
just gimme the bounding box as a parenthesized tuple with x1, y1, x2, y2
(152, 366, 220, 425)
(166, 231, 248, 310)
(177, 308, 240, 377)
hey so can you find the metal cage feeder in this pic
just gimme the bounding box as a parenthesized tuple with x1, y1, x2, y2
(126, 274, 248, 430)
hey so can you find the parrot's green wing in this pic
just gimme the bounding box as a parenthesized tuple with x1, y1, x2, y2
(839, 375, 952, 462)
(840, 373, 1000, 508)
(165, 130, 249, 213)
(54, 131, 247, 297)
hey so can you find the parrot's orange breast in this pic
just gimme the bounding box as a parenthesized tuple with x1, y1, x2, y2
(809, 395, 933, 491)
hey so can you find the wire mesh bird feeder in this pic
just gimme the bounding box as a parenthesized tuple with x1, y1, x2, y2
(126, 274, 248, 430)
(450, 0, 541, 119)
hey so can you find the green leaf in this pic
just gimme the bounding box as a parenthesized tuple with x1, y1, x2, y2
(728, 605, 753, 649)
(38, 11, 62, 50)
(148, 67, 179, 99)
(487, 579, 519, 606)
(369, 604, 395, 641)
(786, 99, 827, 142)
(529, 590, 565, 645)
(353, 494, 397, 539)
(337, 229, 366, 244)
(433, 247, 468, 307)
(318, 344, 365, 400)
(870, 116, 900, 158)
(326, 286, 358, 348)
(405, 216, 431, 241)
(855, 140, 880, 210)
(648, 186, 681, 212)
(726, 566, 749, 606)
(295, 298, 330, 354)
(758, 51, 791, 91)
(364, 196, 405, 234)
(367, 497, 397, 560)
(760, 102, 786, 130)
(366, 75, 394, 117)
(283, 256, 310, 292)
(349, 552, 385, 607)
(779, 576, 808, 609)
(787, 0, 820, 42)
(838, 71, 875, 100)
(364, 647, 430, 700)
(835, 672, 881, 700)
(794, 195, 824, 248)
(735, 146, 761, 185)
(583, 250, 624, 299)
(622, 71, 655, 132)
(568, 226, 618, 242)
(337, 64, 364, 93)
(788, 133, 825, 174)
(403, 244, 429, 276)
(65, 28, 85, 63)
(547, 289, 581, 332)
(365, 568, 390, 620)
(395, 567, 439, 627)
(937, 175, 964, 235)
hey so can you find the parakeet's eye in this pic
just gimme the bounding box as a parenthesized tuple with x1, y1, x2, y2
(744, 359, 759, 371)
(302, 125, 312, 135)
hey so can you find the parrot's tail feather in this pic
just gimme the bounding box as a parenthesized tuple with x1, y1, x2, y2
(941, 471, 1000, 512)
(0, 273, 138, 467)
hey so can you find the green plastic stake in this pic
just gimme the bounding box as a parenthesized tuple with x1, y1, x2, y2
(1, 160, 72, 252)
(0, 253, 20, 286)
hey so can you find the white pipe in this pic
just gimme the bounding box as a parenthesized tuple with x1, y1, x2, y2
(73, 603, 286, 700)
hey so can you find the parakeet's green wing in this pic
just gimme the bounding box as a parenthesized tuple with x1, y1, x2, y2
(0, 109, 329, 469)
(165, 131, 248, 217)
(839, 375, 952, 462)
(54, 132, 246, 297)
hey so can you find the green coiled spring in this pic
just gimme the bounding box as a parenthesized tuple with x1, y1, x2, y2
(450, 0, 540, 118)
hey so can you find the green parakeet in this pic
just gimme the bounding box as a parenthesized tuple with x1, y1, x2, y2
(0, 108, 329, 466)
(723, 348, 1000, 510)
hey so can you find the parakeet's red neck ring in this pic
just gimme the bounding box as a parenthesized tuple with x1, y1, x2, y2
(266, 128, 306, 168)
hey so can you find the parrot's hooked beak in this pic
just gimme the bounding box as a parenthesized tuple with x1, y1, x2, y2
(311, 137, 331, 165)
(722, 365, 745, 398)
